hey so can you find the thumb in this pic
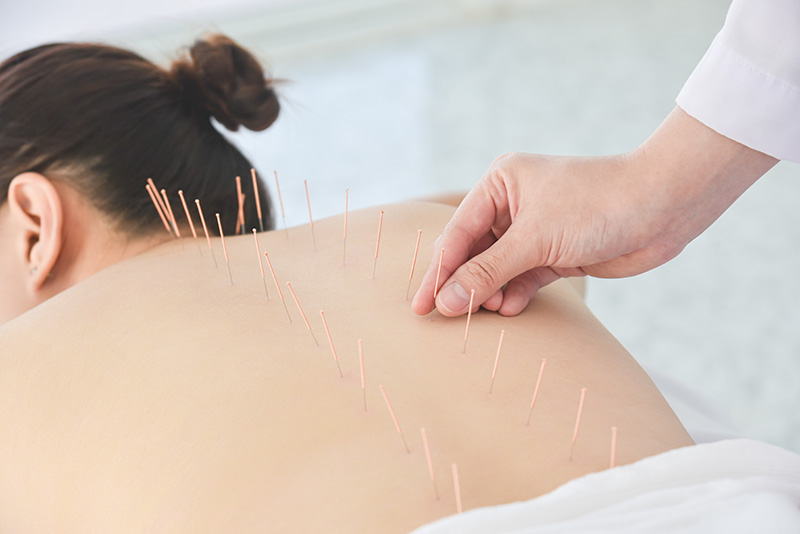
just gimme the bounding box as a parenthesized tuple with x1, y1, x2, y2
(435, 228, 535, 316)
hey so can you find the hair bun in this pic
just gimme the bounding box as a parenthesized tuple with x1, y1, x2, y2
(170, 34, 279, 132)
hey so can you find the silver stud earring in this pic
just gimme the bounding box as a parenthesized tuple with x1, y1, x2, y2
(30, 266, 38, 276)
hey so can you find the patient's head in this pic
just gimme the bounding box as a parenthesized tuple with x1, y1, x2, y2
(0, 34, 279, 324)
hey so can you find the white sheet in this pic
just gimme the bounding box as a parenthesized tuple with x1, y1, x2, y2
(412, 439, 800, 533)
(646, 368, 743, 444)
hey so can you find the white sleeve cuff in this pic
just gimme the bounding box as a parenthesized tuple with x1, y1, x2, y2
(677, 37, 800, 164)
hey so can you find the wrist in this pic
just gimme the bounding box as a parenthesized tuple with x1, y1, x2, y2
(631, 106, 777, 256)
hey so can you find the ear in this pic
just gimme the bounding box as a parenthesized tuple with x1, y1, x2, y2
(6, 172, 64, 291)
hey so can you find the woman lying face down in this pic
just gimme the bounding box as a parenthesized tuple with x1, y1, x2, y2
(0, 37, 693, 532)
(0, 34, 278, 324)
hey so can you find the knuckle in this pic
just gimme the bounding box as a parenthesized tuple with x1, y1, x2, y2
(485, 154, 513, 182)
(490, 151, 520, 168)
(465, 254, 504, 289)
(490, 152, 512, 167)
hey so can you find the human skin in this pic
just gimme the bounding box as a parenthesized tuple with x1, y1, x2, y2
(0, 202, 691, 532)
(0, 172, 162, 324)
(412, 106, 779, 318)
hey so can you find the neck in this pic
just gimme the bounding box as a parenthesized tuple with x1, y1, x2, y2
(44, 226, 170, 303)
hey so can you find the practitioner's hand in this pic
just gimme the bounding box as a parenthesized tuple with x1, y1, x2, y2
(412, 107, 778, 317)
(411, 152, 658, 317)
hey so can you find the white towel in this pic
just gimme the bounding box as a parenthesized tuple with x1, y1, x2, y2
(412, 439, 800, 533)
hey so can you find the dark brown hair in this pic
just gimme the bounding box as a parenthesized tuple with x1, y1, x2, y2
(0, 34, 278, 235)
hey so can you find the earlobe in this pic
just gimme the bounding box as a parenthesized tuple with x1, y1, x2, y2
(6, 172, 64, 292)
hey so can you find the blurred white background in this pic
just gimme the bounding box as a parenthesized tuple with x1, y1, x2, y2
(3, 0, 798, 452)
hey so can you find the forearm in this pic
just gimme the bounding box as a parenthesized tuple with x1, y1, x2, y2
(631, 106, 778, 261)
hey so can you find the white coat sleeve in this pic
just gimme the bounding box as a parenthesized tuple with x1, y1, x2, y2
(676, 0, 800, 163)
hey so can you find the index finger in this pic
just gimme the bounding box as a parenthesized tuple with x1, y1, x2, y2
(411, 185, 504, 315)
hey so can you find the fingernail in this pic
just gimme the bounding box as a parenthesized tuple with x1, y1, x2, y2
(411, 287, 422, 308)
(438, 282, 470, 314)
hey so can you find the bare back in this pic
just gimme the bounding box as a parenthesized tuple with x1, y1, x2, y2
(0, 202, 692, 532)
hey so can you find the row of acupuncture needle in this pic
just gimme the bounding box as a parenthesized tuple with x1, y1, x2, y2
(151, 176, 616, 453)
(144, 177, 455, 505)
(151, 173, 400, 294)
(144, 174, 622, 517)
(147, 175, 426, 307)
(154, 173, 619, 473)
